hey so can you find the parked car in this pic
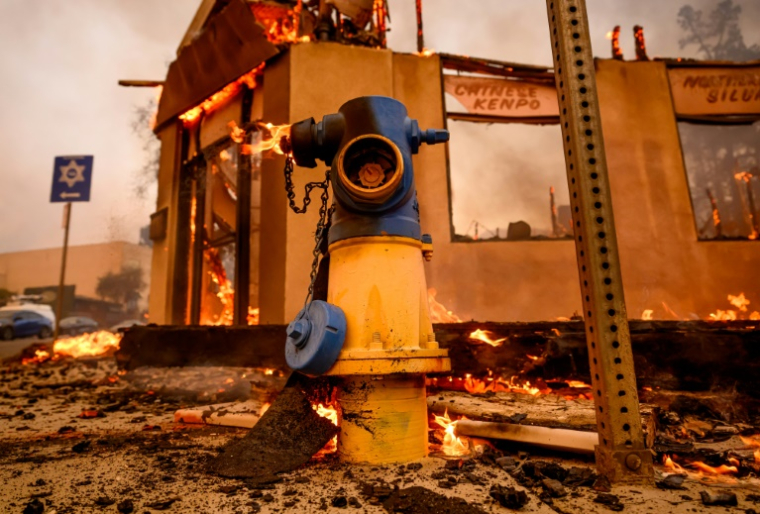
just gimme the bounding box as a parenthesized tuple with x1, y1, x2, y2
(110, 319, 146, 332)
(59, 316, 99, 336)
(0, 310, 53, 340)
(0, 303, 55, 324)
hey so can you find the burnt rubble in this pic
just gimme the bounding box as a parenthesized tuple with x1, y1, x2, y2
(3, 346, 760, 512)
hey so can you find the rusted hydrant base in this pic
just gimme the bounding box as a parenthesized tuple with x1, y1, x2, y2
(337, 374, 427, 464)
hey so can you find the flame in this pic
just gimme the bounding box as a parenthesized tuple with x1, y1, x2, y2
(53, 331, 122, 358)
(433, 409, 469, 456)
(641, 309, 653, 320)
(205, 246, 235, 325)
(21, 349, 51, 365)
(254, 2, 310, 45)
(190, 196, 197, 244)
(427, 288, 462, 323)
(691, 461, 738, 475)
(418, 48, 435, 57)
(663, 454, 739, 482)
(605, 31, 613, 40)
(259, 402, 271, 417)
(728, 293, 750, 312)
(735, 171, 754, 183)
(246, 122, 292, 156)
(468, 328, 507, 347)
(663, 454, 687, 474)
(462, 375, 540, 396)
(202, 246, 260, 326)
(179, 64, 264, 126)
(228, 120, 246, 144)
(313, 403, 339, 452)
(709, 293, 755, 321)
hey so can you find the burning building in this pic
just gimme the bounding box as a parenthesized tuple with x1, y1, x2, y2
(4, 2, 760, 510)
(144, 0, 760, 327)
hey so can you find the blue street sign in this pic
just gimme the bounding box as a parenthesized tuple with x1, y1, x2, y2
(50, 155, 93, 203)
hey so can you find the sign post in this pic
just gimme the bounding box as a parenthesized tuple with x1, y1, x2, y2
(50, 155, 93, 338)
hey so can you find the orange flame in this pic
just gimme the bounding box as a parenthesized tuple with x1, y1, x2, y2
(259, 402, 271, 417)
(179, 64, 264, 126)
(53, 331, 122, 358)
(691, 461, 738, 475)
(418, 48, 435, 57)
(313, 403, 339, 452)
(709, 292, 756, 321)
(433, 409, 469, 456)
(641, 309, 653, 320)
(427, 288, 462, 323)
(468, 328, 507, 347)
(247, 122, 292, 156)
(21, 349, 51, 366)
(728, 293, 750, 312)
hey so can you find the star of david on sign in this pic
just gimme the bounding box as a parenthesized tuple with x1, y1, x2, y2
(59, 159, 86, 188)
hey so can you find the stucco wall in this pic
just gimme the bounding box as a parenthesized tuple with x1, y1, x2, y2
(155, 43, 759, 324)
(0, 242, 152, 310)
(597, 59, 760, 319)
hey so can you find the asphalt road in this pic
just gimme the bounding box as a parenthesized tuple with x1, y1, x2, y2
(0, 337, 50, 360)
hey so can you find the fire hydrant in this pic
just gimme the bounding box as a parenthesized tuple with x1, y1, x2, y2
(284, 96, 451, 464)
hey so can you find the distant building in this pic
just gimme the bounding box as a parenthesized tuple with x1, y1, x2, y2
(0, 241, 151, 324)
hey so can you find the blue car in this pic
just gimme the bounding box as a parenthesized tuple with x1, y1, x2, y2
(0, 310, 53, 340)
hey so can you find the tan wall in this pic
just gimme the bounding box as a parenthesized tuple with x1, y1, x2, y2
(597, 59, 760, 319)
(147, 123, 182, 324)
(0, 242, 152, 309)
(155, 43, 760, 324)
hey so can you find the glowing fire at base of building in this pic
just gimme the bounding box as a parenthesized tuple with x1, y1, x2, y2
(433, 409, 470, 457)
(54, 331, 123, 359)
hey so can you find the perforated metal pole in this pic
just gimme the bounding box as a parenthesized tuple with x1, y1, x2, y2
(545, 0, 654, 483)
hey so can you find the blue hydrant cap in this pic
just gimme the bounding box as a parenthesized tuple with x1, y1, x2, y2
(285, 300, 346, 375)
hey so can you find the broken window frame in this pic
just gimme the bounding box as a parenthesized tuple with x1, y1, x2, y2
(674, 113, 760, 242)
(186, 106, 264, 325)
(439, 55, 573, 243)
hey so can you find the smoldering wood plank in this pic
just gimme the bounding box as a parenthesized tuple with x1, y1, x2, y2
(115, 321, 760, 396)
(115, 325, 289, 371)
(427, 390, 658, 448)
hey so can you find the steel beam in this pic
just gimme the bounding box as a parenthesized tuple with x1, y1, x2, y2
(545, 0, 654, 483)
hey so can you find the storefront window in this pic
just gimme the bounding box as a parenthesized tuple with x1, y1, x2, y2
(447, 120, 572, 241)
(678, 121, 760, 240)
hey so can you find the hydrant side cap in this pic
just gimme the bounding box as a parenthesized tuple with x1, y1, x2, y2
(285, 300, 347, 376)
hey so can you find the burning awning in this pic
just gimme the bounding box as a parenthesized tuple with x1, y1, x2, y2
(154, 0, 279, 131)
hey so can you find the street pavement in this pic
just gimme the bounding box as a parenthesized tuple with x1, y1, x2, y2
(0, 337, 50, 360)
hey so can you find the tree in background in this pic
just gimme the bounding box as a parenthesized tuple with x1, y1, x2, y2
(96, 266, 145, 312)
(0, 288, 15, 307)
(676, 1, 760, 240)
(678, 0, 760, 60)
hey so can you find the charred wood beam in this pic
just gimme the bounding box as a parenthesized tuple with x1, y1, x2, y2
(116, 321, 760, 397)
(233, 86, 254, 325)
(439, 53, 554, 82)
(447, 112, 560, 125)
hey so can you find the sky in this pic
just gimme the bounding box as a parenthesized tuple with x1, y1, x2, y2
(0, 0, 758, 252)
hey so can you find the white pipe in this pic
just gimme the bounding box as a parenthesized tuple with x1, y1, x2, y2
(454, 419, 598, 454)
